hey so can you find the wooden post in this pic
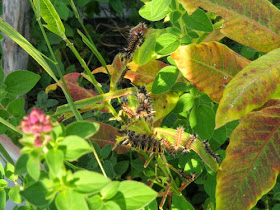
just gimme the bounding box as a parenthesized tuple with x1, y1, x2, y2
(2, 0, 30, 77)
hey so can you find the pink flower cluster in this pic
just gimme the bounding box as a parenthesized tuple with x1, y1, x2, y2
(21, 109, 52, 134)
(20, 109, 52, 147)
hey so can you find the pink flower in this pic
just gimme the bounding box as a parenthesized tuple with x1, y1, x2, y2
(20, 109, 52, 134)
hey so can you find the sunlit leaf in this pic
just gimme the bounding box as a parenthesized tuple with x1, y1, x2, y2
(171, 42, 250, 103)
(216, 100, 280, 210)
(178, 0, 280, 52)
(216, 47, 280, 128)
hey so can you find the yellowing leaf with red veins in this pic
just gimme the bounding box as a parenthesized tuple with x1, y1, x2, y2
(178, 0, 280, 52)
(171, 42, 250, 103)
(216, 100, 280, 210)
(46, 72, 98, 101)
(92, 60, 169, 86)
(91, 121, 129, 154)
(216, 47, 280, 128)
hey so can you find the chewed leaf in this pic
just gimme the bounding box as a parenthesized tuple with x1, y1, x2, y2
(216, 100, 280, 209)
(171, 42, 250, 103)
(216, 47, 280, 128)
(178, 0, 280, 52)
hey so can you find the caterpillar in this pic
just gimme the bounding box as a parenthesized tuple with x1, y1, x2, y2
(122, 103, 135, 119)
(161, 137, 174, 153)
(179, 171, 197, 182)
(121, 131, 164, 154)
(124, 23, 147, 58)
(135, 86, 155, 122)
(174, 126, 184, 151)
(183, 134, 197, 152)
(202, 140, 220, 163)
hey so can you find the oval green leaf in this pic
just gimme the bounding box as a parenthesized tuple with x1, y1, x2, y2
(55, 190, 89, 210)
(189, 104, 215, 140)
(5, 70, 40, 95)
(117, 180, 157, 210)
(139, 0, 170, 21)
(155, 33, 181, 55)
(73, 170, 111, 194)
(66, 121, 99, 139)
(152, 66, 179, 94)
(46, 149, 64, 176)
(59, 135, 92, 161)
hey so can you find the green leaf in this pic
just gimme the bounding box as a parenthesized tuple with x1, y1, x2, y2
(173, 93, 194, 113)
(0, 179, 8, 187)
(100, 144, 112, 159)
(87, 194, 103, 210)
(0, 190, 6, 210)
(117, 181, 157, 210)
(103, 201, 121, 210)
(0, 162, 4, 178)
(21, 181, 51, 207)
(100, 181, 120, 200)
(189, 104, 215, 140)
(55, 190, 89, 210)
(15, 154, 28, 175)
(7, 98, 25, 117)
(5, 70, 40, 95)
(139, 0, 171, 21)
(155, 33, 180, 55)
(59, 135, 92, 161)
(46, 149, 64, 176)
(182, 9, 213, 32)
(134, 29, 164, 66)
(73, 170, 111, 194)
(144, 199, 158, 210)
(66, 121, 99, 139)
(152, 66, 179, 94)
(26, 154, 40, 180)
(114, 161, 129, 176)
(103, 160, 115, 178)
(9, 186, 22, 204)
(171, 194, 195, 210)
(0, 66, 4, 83)
(4, 162, 18, 181)
(34, 0, 65, 37)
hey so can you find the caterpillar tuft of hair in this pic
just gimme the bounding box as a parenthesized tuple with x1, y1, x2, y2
(120, 131, 164, 154)
(174, 126, 184, 151)
(124, 23, 147, 58)
(135, 86, 155, 122)
(183, 134, 197, 152)
(160, 137, 174, 154)
(202, 140, 220, 163)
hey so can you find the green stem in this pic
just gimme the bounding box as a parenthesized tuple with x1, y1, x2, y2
(64, 161, 84, 171)
(88, 140, 107, 178)
(29, 0, 83, 121)
(0, 117, 22, 135)
(64, 38, 118, 117)
(68, 0, 110, 78)
(140, 118, 152, 135)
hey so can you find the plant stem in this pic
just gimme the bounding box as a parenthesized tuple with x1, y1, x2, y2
(64, 38, 118, 117)
(29, 0, 83, 121)
(64, 161, 84, 171)
(0, 117, 22, 135)
(88, 140, 107, 178)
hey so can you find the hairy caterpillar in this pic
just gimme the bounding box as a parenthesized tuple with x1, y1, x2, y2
(121, 131, 164, 154)
(183, 134, 196, 152)
(174, 126, 184, 151)
(202, 140, 220, 163)
(161, 137, 174, 153)
(124, 23, 147, 57)
(135, 86, 155, 122)
(122, 103, 135, 119)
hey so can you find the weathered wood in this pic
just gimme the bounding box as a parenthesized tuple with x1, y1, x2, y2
(2, 0, 30, 77)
